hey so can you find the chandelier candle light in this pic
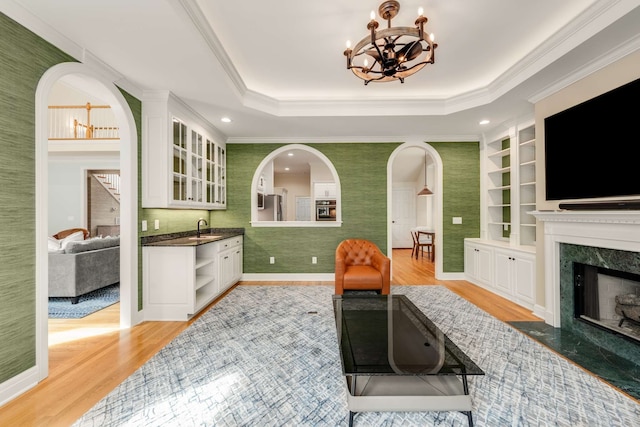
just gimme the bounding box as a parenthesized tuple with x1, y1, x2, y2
(344, 1, 437, 84)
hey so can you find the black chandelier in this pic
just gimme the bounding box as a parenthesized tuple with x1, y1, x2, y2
(343, 1, 437, 84)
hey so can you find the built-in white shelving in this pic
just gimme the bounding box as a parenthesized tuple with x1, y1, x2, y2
(518, 124, 536, 246)
(484, 121, 536, 247)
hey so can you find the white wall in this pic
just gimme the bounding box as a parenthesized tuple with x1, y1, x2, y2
(414, 164, 435, 228)
(48, 154, 119, 234)
(309, 158, 332, 182)
(274, 173, 310, 221)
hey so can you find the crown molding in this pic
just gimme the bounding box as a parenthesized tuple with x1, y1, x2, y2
(176, 0, 246, 99)
(1, 0, 83, 60)
(143, 90, 227, 143)
(176, 0, 639, 119)
(528, 33, 640, 104)
(2, 0, 143, 99)
(226, 135, 480, 144)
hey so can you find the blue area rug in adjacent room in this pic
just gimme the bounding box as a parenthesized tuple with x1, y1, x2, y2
(48, 284, 120, 319)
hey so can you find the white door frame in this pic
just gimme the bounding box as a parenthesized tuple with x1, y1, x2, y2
(35, 63, 140, 382)
(387, 139, 443, 279)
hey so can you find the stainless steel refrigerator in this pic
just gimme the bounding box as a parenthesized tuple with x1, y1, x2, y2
(258, 194, 283, 221)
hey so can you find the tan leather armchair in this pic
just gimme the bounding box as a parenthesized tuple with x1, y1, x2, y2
(335, 239, 391, 295)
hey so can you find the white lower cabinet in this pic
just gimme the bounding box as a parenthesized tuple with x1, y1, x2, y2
(464, 238, 536, 311)
(493, 247, 536, 308)
(143, 236, 243, 320)
(217, 236, 243, 291)
(464, 240, 494, 288)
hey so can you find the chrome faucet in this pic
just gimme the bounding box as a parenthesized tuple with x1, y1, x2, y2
(196, 218, 208, 238)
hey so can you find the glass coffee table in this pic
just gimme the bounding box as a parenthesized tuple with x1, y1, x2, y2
(333, 294, 484, 426)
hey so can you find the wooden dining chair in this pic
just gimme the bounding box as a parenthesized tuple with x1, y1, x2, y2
(411, 231, 435, 261)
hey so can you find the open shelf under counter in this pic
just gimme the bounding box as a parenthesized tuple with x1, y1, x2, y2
(195, 258, 215, 270)
(195, 274, 215, 291)
(142, 230, 244, 321)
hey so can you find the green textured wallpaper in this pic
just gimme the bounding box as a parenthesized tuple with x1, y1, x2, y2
(209, 143, 398, 273)
(140, 209, 212, 236)
(0, 12, 144, 384)
(429, 142, 481, 272)
(0, 12, 76, 383)
(204, 141, 481, 274)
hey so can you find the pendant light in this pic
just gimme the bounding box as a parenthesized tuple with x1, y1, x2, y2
(418, 151, 433, 196)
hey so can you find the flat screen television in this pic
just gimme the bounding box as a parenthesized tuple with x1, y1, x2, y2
(544, 77, 640, 202)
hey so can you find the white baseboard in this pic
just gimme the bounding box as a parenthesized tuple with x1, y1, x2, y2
(240, 272, 466, 282)
(437, 272, 466, 281)
(0, 366, 39, 407)
(533, 304, 553, 325)
(241, 273, 334, 281)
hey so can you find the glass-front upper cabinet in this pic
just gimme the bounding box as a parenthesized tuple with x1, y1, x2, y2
(216, 145, 226, 206)
(205, 138, 216, 204)
(143, 91, 227, 210)
(190, 129, 204, 204)
(172, 119, 188, 203)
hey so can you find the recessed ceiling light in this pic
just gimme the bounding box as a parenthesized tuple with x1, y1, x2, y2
(479, 119, 490, 125)
(285, 167, 290, 171)
(220, 117, 232, 123)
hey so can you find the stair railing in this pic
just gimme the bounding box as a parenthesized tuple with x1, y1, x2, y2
(49, 102, 119, 140)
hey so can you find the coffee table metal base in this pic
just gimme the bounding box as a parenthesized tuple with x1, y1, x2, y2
(345, 374, 474, 426)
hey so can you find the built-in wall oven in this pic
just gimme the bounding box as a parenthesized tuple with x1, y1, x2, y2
(316, 200, 336, 221)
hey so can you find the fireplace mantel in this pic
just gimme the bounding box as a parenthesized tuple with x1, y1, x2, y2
(531, 210, 640, 327)
(532, 210, 640, 225)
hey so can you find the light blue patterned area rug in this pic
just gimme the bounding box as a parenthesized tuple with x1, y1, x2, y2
(48, 284, 119, 319)
(73, 285, 640, 426)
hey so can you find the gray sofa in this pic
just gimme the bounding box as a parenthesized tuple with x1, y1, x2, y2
(49, 236, 120, 304)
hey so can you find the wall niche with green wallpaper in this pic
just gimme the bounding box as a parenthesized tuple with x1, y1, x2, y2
(206, 141, 480, 275)
(210, 142, 398, 274)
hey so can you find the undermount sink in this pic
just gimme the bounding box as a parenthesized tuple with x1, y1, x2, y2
(188, 235, 222, 240)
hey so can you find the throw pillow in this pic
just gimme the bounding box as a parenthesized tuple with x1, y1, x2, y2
(60, 230, 85, 252)
(48, 236, 61, 252)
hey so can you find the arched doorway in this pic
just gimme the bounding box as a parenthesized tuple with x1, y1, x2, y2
(387, 139, 443, 279)
(35, 63, 139, 381)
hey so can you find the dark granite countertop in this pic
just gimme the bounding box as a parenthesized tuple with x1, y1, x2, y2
(142, 228, 244, 247)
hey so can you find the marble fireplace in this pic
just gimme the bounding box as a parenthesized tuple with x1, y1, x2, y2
(533, 210, 640, 364)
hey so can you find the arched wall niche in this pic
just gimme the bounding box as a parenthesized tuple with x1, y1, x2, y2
(251, 144, 342, 227)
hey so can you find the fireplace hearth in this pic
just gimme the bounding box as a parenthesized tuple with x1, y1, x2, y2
(573, 262, 640, 343)
(531, 210, 640, 395)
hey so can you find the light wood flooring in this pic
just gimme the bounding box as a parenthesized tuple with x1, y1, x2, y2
(0, 249, 541, 426)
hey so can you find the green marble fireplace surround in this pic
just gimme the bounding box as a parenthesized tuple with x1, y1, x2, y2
(559, 243, 640, 363)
